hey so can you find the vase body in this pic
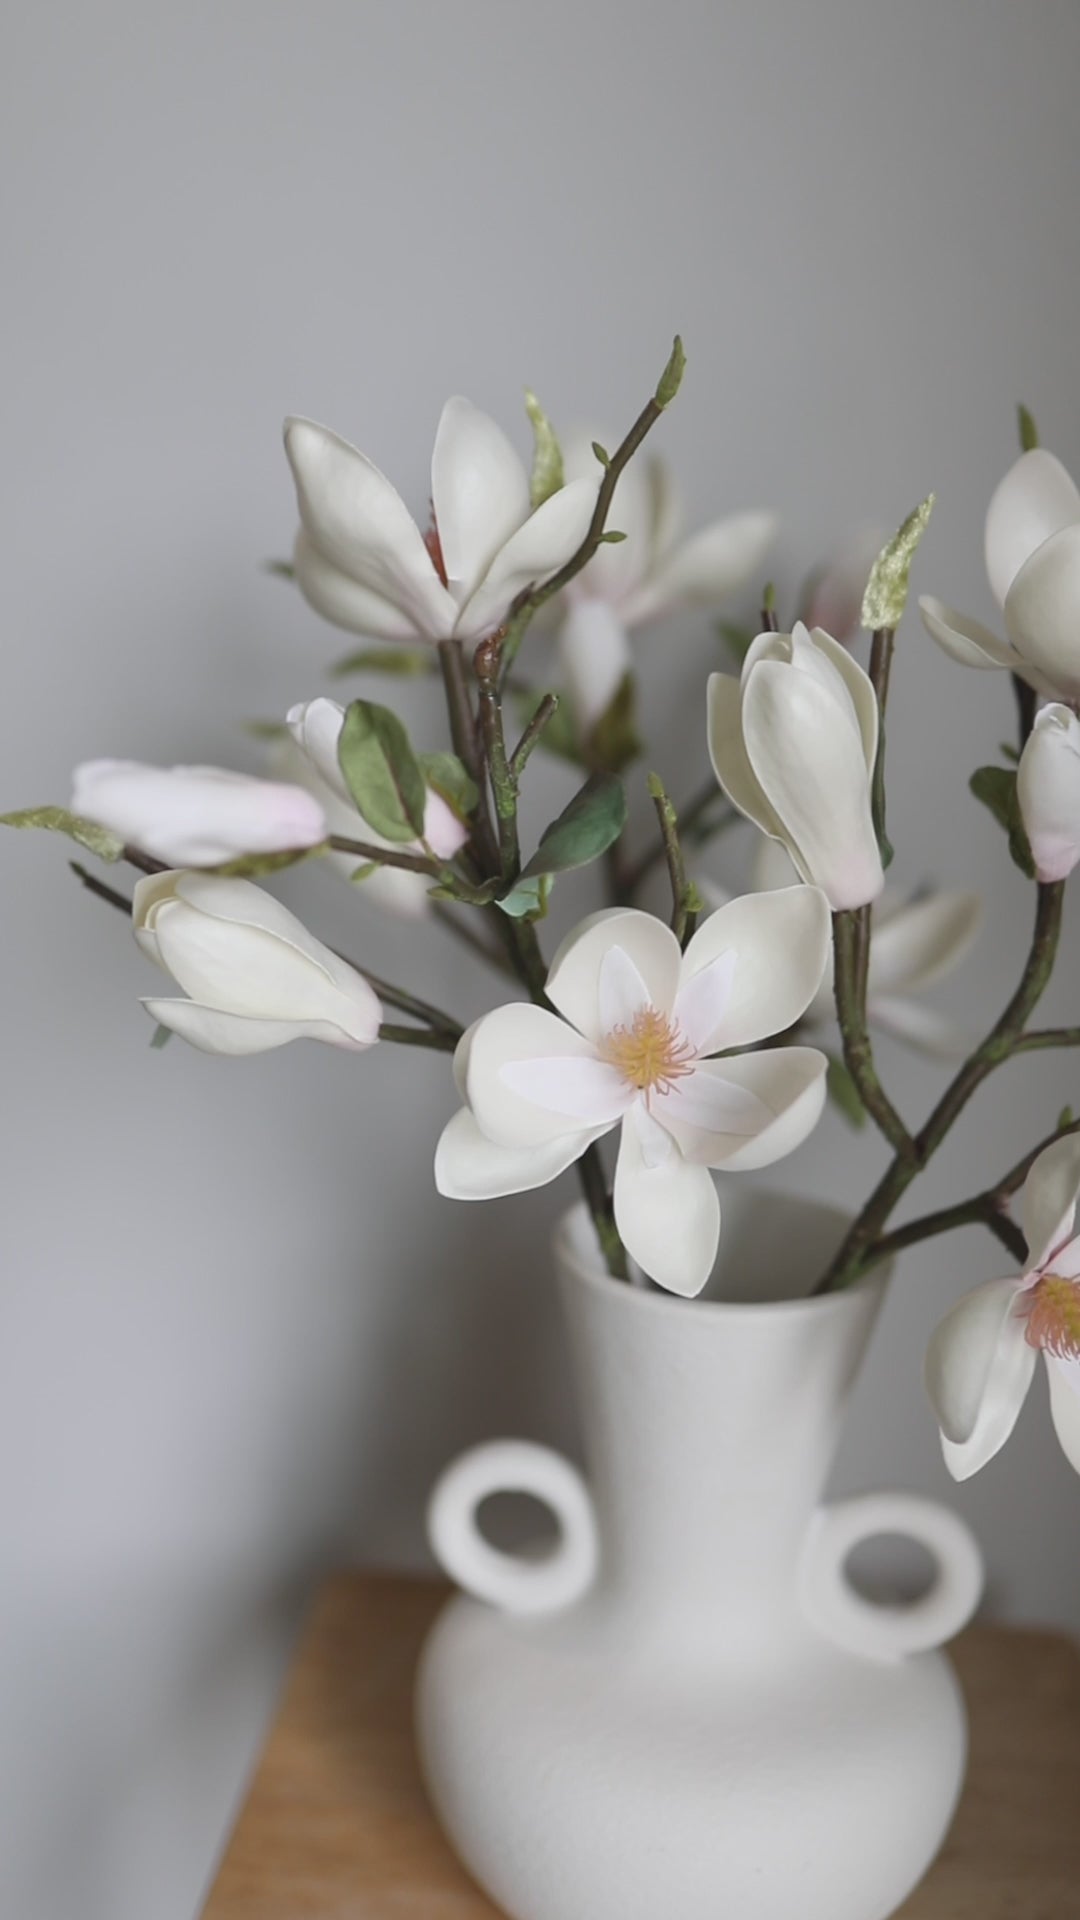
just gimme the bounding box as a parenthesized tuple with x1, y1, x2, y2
(416, 1190, 982, 1920)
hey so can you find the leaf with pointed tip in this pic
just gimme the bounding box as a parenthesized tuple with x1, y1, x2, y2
(717, 620, 753, 664)
(591, 441, 610, 469)
(970, 764, 1035, 878)
(655, 334, 686, 409)
(243, 719, 290, 742)
(524, 391, 564, 509)
(1017, 404, 1039, 453)
(150, 1023, 173, 1050)
(264, 559, 295, 580)
(860, 495, 935, 631)
(0, 806, 124, 862)
(417, 752, 478, 821)
(337, 701, 427, 843)
(520, 772, 627, 880)
(329, 647, 435, 679)
(496, 873, 552, 920)
(598, 529, 627, 544)
(825, 1052, 866, 1129)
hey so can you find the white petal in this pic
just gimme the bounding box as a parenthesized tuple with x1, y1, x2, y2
(422, 787, 470, 859)
(292, 531, 422, 642)
(917, 596, 1043, 687)
(434, 1107, 597, 1199)
(1051, 1233, 1080, 1281)
(454, 478, 598, 640)
(706, 671, 786, 840)
(800, 625, 879, 775)
(654, 1065, 773, 1138)
(867, 994, 974, 1060)
(925, 1279, 1035, 1480)
(670, 950, 737, 1056)
(464, 1002, 600, 1147)
(71, 761, 327, 867)
(168, 872, 375, 1008)
(498, 1055, 633, 1125)
(1022, 1133, 1080, 1271)
(1048, 1359, 1080, 1475)
(742, 658, 884, 909)
(430, 397, 531, 605)
(141, 998, 370, 1055)
(632, 1100, 675, 1168)
(867, 891, 982, 995)
(677, 886, 831, 1051)
(1005, 524, 1080, 702)
(613, 1109, 720, 1297)
(151, 901, 379, 1042)
(545, 909, 682, 1042)
(984, 448, 1080, 606)
(1017, 704, 1080, 883)
(557, 598, 632, 733)
(621, 510, 777, 626)
(283, 418, 457, 640)
(286, 696, 350, 801)
(662, 1047, 828, 1171)
(597, 942, 653, 1033)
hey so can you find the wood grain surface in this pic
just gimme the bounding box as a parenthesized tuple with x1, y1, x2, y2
(200, 1573, 1080, 1919)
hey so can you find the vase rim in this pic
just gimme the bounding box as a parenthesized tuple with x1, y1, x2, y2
(553, 1196, 890, 1321)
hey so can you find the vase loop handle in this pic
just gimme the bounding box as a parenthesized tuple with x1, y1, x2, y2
(427, 1439, 599, 1616)
(800, 1492, 983, 1662)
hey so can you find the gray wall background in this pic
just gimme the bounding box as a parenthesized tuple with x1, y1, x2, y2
(3, 4, 1079, 1916)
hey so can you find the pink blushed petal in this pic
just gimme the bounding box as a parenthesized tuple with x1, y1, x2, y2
(926, 1278, 1036, 1480)
(598, 943, 654, 1033)
(671, 949, 737, 1056)
(1021, 1132, 1080, 1271)
(1051, 1233, 1080, 1281)
(1047, 1357, 1080, 1476)
(434, 1108, 600, 1201)
(498, 1055, 633, 1125)
(654, 1065, 773, 1140)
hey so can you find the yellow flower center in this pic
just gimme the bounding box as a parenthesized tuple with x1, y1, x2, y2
(1022, 1274, 1080, 1360)
(601, 1006, 695, 1099)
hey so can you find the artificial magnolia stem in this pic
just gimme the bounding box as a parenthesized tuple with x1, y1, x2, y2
(817, 880, 1066, 1292)
(647, 774, 698, 947)
(509, 693, 559, 779)
(328, 834, 439, 877)
(378, 1022, 458, 1053)
(832, 909, 915, 1160)
(474, 632, 520, 880)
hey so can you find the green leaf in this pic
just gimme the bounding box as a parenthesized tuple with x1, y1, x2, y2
(970, 764, 1035, 878)
(512, 687, 581, 766)
(349, 862, 379, 884)
(998, 740, 1020, 764)
(871, 717, 895, 870)
(212, 843, 329, 878)
(520, 771, 627, 880)
(1058, 1105, 1075, 1130)
(654, 334, 686, 410)
(598, 529, 627, 544)
(337, 700, 427, 843)
(524, 391, 564, 509)
(263, 559, 295, 580)
(418, 751, 478, 821)
(716, 620, 754, 664)
(762, 580, 776, 616)
(0, 806, 124, 863)
(242, 719, 290, 742)
(825, 1052, 867, 1129)
(585, 672, 643, 774)
(591, 440, 610, 469)
(860, 494, 935, 631)
(329, 647, 435, 679)
(1017, 404, 1039, 453)
(150, 1023, 173, 1050)
(496, 873, 552, 920)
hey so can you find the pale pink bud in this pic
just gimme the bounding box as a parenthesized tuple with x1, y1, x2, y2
(1016, 703, 1080, 882)
(72, 761, 326, 866)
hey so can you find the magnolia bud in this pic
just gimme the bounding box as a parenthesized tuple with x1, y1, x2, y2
(72, 761, 326, 866)
(1017, 703, 1080, 883)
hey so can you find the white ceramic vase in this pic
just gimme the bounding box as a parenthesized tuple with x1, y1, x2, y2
(416, 1189, 984, 1920)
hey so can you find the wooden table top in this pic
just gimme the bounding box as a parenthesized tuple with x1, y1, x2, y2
(200, 1572, 1080, 1919)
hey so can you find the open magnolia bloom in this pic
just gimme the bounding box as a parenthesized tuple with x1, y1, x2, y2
(556, 433, 776, 731)
(283, 697, 468, 918)
(72, 760, 327, 867)
(705, 841, 982, 1059)
(919, 448, 1080, 700)
(436, 892, 830, 1297)
(134, 871, 382, 1055)
(925, 1135, 1080, 1480)
(707, 623, 884, 911)
(1016, 702, 1080, 884)
(284, 400, 598, 646)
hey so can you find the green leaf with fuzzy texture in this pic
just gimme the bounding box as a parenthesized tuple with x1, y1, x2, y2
(520, 772, 627, 880)
(524, 391, 564, 508)
(860, 495, 935, 631)
(337, 700, 427, 844)
(418, 752, 478, 821)
(329, 647, 435, 679)
(0, 806, 124, 862)
(213, 844, 329, 878)
(970, 764, 1035, 878)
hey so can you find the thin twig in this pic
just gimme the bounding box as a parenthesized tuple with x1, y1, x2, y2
(832, 908, 916, 1160)
(509, 693, 560, 779)
(647, 774, 698, 947)
(377, 1022, 458, 1053)
(865, 1115, 1080, 1273)
(328, 835, 439, 877)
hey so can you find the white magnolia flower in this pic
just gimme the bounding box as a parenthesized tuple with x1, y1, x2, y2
(284, 400, 598, 646)
(925, 1134, 1080, 1480)
(133, 871, 382, 1055)
(73, 760, 326, 867)
(436, 893, 830, 1297)
(708, 840, 982, 1059)
(284, 697, 468, 918)
(920, 448, 1080, 700)
(707, 623, 884, 912)
(556, 434, 776, 731)
(1016, 703, 1080, 884)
